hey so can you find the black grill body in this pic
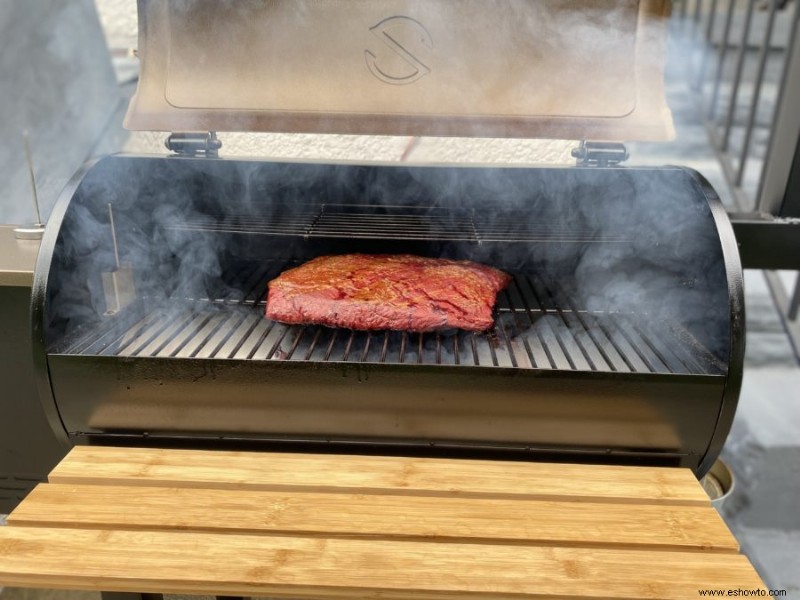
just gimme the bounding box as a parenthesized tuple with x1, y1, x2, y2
(32, 156, 744, 476)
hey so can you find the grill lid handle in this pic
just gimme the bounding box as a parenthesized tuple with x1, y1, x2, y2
(571, 141, 630, 167)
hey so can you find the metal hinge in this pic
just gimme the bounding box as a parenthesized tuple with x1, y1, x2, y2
(165, 132, 221, 157)
(571, 141, 629, 167)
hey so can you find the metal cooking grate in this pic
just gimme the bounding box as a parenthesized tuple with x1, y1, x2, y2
(167, 204, 631, 244)
(63, 264, 725, 375)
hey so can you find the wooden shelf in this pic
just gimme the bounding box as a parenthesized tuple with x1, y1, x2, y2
(0, 446, 767, 599)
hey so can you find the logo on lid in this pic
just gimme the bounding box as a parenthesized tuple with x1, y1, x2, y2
(365, 16, 433, 85)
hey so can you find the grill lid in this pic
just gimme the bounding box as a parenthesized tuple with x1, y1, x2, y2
(126, 0, 674, 141)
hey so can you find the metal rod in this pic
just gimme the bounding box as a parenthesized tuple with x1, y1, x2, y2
(705, 0, 719, 42)
(756, 1, 800, 213)
(763, 270, 800, 363)
(694, 0, 720, 91)
(108, 203, 121, 269)
(22, 131, 43, 226)
(780, 132, 800, 218)
(380, 330, 390, 363)
(79, 263, 715, 374)
(736, 0, 779, 186)
(790, 277, 800, 321)
(694, 0, 704, 23)
(679, 0, 691, 30)
(708, 0, 737, 121)
(722, 0, 756, 151)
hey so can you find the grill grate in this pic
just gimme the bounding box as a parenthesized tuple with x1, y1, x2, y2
(167, 204, 631, 244)
(64, 264, 725, 376)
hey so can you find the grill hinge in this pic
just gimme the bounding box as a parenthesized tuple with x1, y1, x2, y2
(571, 141, 629, 167)
(165, 132, 222, 157)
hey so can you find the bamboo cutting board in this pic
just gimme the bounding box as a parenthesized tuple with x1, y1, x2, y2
(0, 446, 767, 599)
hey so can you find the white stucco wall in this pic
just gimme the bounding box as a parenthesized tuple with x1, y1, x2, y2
(94, 0, 138, 50)
(93, 0, 576, 164)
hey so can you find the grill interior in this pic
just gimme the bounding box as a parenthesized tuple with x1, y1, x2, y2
(38, 159, 741, 470)
(46, 161, 733, 380)
(60, 262, 725, 376)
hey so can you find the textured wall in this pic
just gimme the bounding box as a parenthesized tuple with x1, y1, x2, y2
(123, 130, 577, 164)
(93, 0, 576, 164)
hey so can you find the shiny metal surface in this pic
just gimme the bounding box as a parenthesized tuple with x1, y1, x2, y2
(127, 0, 674, 140)
(13, 226, 45, 240)
(0, 285, 68, 513)
(21, 131, 45, 230)
(169, 205, 634, 244)
(49, 352, 724, 470)
(692, 168, 746, 476)
(701, 458, 735, 510)
(0, 173, 66, 514)
(0, 225, 41, 287)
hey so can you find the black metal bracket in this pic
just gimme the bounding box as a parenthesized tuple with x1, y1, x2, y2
(729, 210, 800, 364)
(100, 593, 164, 600)
(571, 141, 629, 168)
(779, 131, 800, 218)
(165, 132, 222, 158)
(728, 211, 800, 270)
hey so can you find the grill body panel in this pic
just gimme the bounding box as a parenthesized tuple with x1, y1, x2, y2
(32, 156, 745, 475)
(48, 355, 724, 464)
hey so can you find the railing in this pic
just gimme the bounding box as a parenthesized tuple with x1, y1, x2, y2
(674, 0, 800, 361)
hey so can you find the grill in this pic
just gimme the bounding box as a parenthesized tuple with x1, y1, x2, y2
(62, 264, 721, 376)
(17, 0, 744, 485)
(171, 204, 632, 244)
(32, 157, 743, 477)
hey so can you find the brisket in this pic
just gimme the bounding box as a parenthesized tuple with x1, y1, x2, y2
(266, 254, 511, 332)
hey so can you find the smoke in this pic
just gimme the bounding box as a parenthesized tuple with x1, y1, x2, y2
(41, 1, 733, 370)
(0, 1, 119, 225)
(44, 153, 733, 373)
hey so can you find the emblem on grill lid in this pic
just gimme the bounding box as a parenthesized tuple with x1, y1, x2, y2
(365, 16, 433, 85)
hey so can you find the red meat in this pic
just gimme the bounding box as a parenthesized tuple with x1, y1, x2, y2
(266, 254, 511, 332)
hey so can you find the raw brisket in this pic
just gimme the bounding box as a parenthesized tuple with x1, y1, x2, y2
(266, 254, 511, 332)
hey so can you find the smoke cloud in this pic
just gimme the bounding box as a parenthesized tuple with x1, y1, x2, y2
(41, 1, 733, 373)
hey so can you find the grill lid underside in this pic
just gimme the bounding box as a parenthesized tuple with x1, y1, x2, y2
(127, 0, 674, 140)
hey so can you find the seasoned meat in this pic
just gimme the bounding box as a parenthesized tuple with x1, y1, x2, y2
(266, 254, 511, 332)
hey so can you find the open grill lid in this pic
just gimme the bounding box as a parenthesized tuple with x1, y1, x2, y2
(126, 0, 674, 141)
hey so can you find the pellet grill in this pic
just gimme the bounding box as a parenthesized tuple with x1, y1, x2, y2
(1, 0, 747, 511)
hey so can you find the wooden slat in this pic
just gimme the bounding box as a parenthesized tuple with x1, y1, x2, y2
(0, 526, 766, 600)
(7, 483, 738, 553)
(49, 446, 709, 506)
